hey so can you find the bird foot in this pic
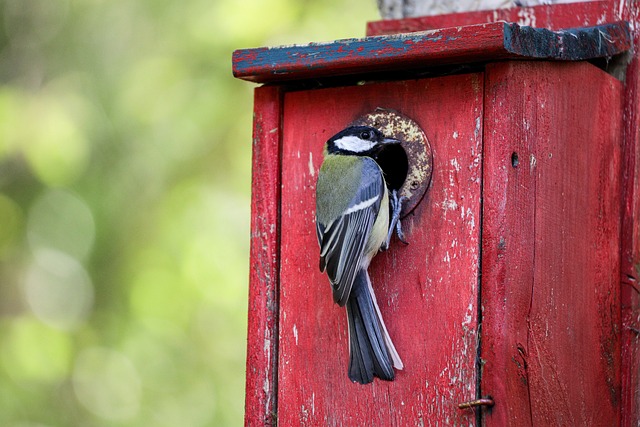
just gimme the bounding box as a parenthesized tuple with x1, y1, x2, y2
(381, 190, 408, 251)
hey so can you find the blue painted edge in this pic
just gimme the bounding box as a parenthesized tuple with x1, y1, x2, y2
(233, 30, 458, 73)
(232, 21, 631, 82)
(232, 22, 509, 80)
(503, 22, 631, 60)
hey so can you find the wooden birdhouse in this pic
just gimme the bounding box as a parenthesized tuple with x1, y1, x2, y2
(233, 1, 640, 425)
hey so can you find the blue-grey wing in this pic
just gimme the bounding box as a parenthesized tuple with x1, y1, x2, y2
(316, 158, 384, 306)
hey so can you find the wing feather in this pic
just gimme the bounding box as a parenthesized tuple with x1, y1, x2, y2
(316, 158, 384, 306)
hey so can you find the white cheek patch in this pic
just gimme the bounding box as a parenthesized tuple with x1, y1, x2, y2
(334, 135, 374, 153)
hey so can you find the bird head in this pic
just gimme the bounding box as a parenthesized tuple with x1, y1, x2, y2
(326, 126, 400, 156)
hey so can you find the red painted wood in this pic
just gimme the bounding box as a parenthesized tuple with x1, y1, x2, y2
(232, 22, 630, 84)
(617, 3, 640, 424)
(234, 23, 506, 83)
(277, 74, 484, 425)
(367, 1, 614, 36)
(241, 4, 639, 424)
(245, 86, 282, 427)
(481, 61, 622, 425)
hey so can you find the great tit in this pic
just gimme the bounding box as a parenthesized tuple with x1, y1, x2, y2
(315, 125, 404, 384)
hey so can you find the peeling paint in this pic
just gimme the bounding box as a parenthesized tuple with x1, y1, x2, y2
(442, 199, 459, 211)
(450, 158, 461, 172)
(234, 22, 630, 83)
(308, 152, 315, 177)
(517, 8, 537, 27)
(474, 116, 481, 140)
(597, 12, 608, 25)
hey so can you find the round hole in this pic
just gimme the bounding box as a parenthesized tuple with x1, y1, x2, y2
(351, 109, 433, 218)
(374, 143, 408, 192)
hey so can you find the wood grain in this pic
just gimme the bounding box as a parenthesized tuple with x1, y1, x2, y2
(232, 22, 630, 84)
(245, 86, 282, 427)
(617, 3, 640, 424)
(367, 1, 615, 35)
(277, 74, 484, 425)
(481, 61, 622, 426)
(374, 0, 608, 21)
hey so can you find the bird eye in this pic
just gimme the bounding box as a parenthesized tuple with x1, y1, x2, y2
(360, 131, 371, 140)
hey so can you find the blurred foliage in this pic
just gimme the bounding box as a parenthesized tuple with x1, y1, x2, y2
(0, 0, 378, 425)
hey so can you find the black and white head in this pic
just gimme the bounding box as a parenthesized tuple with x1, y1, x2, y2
(326, 126, 400, 156)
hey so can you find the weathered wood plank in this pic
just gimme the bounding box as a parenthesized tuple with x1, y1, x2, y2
(481, 61, 622, 426)
(617, 3, 640, 424)
(368, 1, 614, 35)
(245, 86, 283, 427)
(232, 21, 630, 84)
(375, 0, 604, 20)
(277, 74, 483, 425)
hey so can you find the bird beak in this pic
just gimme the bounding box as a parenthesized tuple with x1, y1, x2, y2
(382, 137, 401, 145)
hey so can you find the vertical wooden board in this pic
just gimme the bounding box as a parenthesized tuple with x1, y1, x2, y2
(619, 3, 640, 424)
(480, 63, 537, 427)
(277, 74, 483, 425)
(482, 61, 622, 426)
(619, 53, 640, 427)
(245, 86, 282, 427)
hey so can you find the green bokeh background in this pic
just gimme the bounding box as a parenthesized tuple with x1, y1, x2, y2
(0, 0, 378, 425)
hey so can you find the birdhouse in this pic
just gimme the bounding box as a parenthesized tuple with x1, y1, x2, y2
(233, 2, 639, 425)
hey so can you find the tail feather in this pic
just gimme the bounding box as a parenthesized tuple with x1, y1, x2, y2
(364, 269, 404, 370)
(346, 269, 401, 384)
(346, 300, 375, 383)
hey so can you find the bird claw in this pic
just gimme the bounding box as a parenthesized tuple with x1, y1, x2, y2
(381, 190, 408, 251)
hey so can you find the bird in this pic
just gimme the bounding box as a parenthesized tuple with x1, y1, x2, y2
(315, 125, 404, 384)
